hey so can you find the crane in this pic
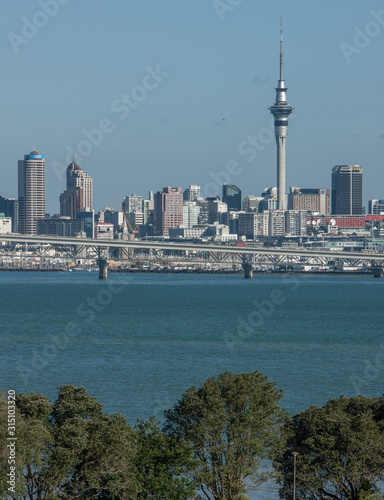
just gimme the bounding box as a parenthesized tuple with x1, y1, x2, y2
(115, 200, 139, 237)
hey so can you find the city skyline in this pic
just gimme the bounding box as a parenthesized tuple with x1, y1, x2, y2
(1, 1, 384, 213)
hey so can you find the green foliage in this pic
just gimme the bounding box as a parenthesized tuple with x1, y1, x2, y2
(275, 395, 384, 500)
(0, 392, 53, 500)
(164, 371, 285, 500)
(135, 416, 196, 499)
(0, 385, 137, 500)
(50, 385, 137, 499)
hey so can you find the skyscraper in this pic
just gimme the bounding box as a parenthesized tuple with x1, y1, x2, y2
(154, 187, 183, 236)
(183, 201, 200, 229)
(18, 150, 45, 235)
(183, 185, 201, 202)
(222, 184, 242, 211)
(331, 165, 363, 215)
(0, 196, 18, 232)
(60, 161, 93, 218)
(269, 20, 293, 210)
(123, 194, 143, 213)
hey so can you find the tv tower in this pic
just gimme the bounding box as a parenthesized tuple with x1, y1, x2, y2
(269, 19, 293, 210)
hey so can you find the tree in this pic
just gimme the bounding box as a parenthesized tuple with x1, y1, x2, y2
(135, 416, 196, 499)
(275, 395, 384, 500)
(0, 385, 138, 500)
(164, 371, 285, 500)
(50, 385, 138, 499)
(0, 392, 53, 500)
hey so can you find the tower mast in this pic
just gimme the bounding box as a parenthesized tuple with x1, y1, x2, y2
(269, 18, 293, 210)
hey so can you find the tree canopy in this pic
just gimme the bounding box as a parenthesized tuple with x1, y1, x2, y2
(164, 371, 285, 500)
(0, 385, 196, 500)
(4, 378, 384, 500)
(135, 416, 196, 499)
(275, 395, 384, 500)
(1, 385, 137, 500)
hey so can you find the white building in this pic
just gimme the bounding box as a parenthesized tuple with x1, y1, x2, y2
(183, 185, 201, 201)
(124, 194, 142, 213)
(0, 214, 12, 234)
(183, 202, 200, 228)
(169, 223, 231, 240)
(369, 199, 384, 215)
(285, 210, 307, 236)
(269, 210, 286, 236)
(95, 222, 114, 239)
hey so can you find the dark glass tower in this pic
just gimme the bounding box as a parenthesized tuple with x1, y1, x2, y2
(331, 165, 363, 215)
(0, 196, 18, 232)
(222, 184, 242, 211)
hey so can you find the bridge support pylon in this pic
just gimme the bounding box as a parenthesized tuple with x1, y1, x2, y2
(242, 263, 253, 279)
(371, 267, 384, 278)
(97, 258, 109, 280)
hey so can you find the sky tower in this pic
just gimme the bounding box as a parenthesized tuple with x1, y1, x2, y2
(269, 19, 293, 210)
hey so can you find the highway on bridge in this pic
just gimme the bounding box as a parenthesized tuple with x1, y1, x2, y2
(1, 234, 384, 278)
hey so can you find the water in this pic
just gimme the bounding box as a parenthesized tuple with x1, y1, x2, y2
(1, 271, 383, 498)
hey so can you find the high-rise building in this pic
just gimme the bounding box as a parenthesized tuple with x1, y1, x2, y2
(268, 210, 286, 236)
(77, 210, 94, 238)
(331, 165, 363, 215)
(183, 185, 200, 202)
(103, 208, 124, 227)
(288, 188, 330, 214)
(154, 187, 183, 236)
(243, 195, 263, 212)
(129, 210, 144, 228)
(123, 194, 142, 213)
(0, 196, 18, 232)
(269, 20, 293, 210)
(207, 197, 228, 224)
(60, 161, 93, 218)
(222, 184, 242, 211)
(238, 212, 269, 239)
(183, 201, 200, 228)
(18, 149, 45, 235)
(196, 199, 209, 224)
(259, 187, 278, 211)
(285, 210, 307, 236)
(143, 191, 154, 225)
(122, 195, 144, 232)
(368, 199, 384, 215)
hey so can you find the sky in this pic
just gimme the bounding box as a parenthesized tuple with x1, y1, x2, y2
(1, 0, 384, 214)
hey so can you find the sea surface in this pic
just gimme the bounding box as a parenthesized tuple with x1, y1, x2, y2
(1, 271, 383, 498)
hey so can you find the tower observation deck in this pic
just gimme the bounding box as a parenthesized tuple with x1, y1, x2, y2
(269, 19, 293, 210)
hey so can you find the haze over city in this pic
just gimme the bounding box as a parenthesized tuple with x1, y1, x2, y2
(2, 0, 384, 214)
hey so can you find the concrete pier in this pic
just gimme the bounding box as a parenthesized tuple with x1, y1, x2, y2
(97, 258, 109, 279)
(242, 263, 254, 279)
(371, 267, 384, 278)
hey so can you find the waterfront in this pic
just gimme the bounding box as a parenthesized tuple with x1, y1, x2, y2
(1, 272, 384, 498)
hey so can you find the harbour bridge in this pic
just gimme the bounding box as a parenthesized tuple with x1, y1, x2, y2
(1, 234, 384, 279)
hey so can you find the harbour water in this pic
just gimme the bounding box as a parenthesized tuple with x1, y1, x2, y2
(1, 271, 383, 498)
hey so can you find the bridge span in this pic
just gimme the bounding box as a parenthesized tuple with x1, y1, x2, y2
(1, 234, 384, 279)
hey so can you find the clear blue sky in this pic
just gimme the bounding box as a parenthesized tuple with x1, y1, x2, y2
(1, 0, 384, 213)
